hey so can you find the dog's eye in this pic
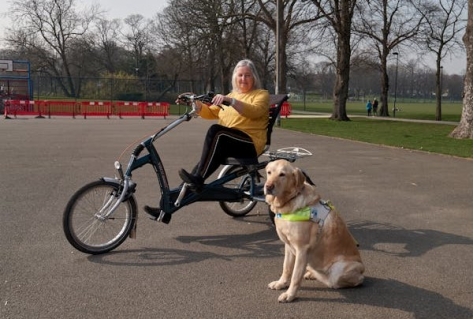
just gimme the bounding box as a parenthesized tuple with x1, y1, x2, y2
(279, 172, 285, 177)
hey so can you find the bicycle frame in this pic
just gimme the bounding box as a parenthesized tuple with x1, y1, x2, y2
(63, 93, 313, 254)
(104, 94, 311, 223)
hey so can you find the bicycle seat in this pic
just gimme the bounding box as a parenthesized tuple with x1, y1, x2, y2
(223, 94, 290, 166)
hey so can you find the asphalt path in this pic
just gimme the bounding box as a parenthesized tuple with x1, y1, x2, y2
(0, 116, 472, 319)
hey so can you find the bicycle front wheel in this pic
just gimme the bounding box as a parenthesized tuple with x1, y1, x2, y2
(218, 165, 258, 217)
(63, 179, 137, 255)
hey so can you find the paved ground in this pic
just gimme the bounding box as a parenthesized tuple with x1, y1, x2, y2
(0, 116, 472, 319)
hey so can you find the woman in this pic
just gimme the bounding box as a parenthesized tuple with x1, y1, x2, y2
(179, 59, 269, 190)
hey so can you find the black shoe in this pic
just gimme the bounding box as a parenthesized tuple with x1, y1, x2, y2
(178, 169, 204, 192)
(144, 205, 161, 219)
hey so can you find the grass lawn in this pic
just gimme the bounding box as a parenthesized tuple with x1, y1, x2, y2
(279, 117, 472, 158)
(291, 100, 463, 122)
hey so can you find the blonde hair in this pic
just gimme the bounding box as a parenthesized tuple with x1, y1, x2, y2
(231, 59, 262, 92)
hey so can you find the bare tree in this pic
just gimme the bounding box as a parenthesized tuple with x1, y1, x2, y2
(152, 0, 203, 93)
(123, 14, 153, 77)
(418, 0, 466, 121)
(253, 0, 321, 94)
(353, 0, 424, 117)
(450, 0, 472, 139)
(309, 0, 357, 121)
(6, 0, 98, 97)
(92, 18, 123, 74)
(153, 0, 240, 93)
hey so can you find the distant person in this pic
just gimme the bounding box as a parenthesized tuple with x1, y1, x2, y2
(366, 100, 372, 116)
(372, 98, 378, 116)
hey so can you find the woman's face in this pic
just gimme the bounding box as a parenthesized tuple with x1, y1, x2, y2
(235, 66, 254, 93)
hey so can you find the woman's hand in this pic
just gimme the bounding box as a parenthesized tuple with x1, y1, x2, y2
(212, 94, 231, 106)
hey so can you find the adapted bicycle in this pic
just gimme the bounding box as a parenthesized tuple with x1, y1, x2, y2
(63, 92, 312, 254)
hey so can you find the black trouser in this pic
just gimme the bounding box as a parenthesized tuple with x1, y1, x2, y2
(194, 124, 257, 180)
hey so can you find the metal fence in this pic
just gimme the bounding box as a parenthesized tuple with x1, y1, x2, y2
(29, 75, 213, 103)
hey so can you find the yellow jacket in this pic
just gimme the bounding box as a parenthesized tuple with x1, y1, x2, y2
(199, 89, 269, 154)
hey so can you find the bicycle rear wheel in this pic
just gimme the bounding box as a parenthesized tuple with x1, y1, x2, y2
(63, 179, 137, 254)
(218, 165, 258, 217)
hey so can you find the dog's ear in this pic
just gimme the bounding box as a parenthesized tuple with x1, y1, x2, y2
(294, 167, 306, 190)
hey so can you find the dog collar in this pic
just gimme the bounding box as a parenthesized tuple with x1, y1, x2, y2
(276, 200, 334, 226)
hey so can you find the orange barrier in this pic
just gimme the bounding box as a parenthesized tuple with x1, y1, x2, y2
(81, 101, 112, 119)
(4, 100, 36, 118)
(3, 99, 169, 119)
(141, 102, 170, 119)
(4, 100, 79, 118)
(114, 101, 141, 118)
(45, 100, 80, 118)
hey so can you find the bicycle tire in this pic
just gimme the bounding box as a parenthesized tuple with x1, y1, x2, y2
(63, 179, 137, 254)
(218, 165, 258, 217)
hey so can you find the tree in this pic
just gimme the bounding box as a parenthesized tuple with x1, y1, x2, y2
(418, 0, 466, 121)
(353, 0, 424, 117)
(310, 0, 357, 121)
(6, 0, 98, 97)
(123, 14, 153, 77)
(153, 0, 241, 93)
(91, 18, 123, 74)
(254, 0, 321, 94)
(450, 0, 472, 139)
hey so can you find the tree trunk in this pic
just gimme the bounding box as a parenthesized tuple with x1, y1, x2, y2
(331, 54, 350, 121)
(379, 54, 390, 117)
(435, 59, 442, 121)
(450, 0, 472, 139)
(330, 0, 352, 121)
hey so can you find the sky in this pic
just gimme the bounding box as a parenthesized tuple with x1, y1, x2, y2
(79, 0, 169, 21)
(0, 0, 467, 75)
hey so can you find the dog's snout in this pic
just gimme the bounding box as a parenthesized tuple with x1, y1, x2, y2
(264, 183, 274, 194)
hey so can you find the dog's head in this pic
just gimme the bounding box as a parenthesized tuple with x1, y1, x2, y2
(264, 159, 306, 209)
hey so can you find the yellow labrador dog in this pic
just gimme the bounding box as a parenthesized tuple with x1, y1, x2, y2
(264, 159, 364, 302)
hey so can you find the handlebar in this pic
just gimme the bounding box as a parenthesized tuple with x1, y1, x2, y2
(177, 92, 230, 111)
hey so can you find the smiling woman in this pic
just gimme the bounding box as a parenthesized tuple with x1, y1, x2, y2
(174, 59, 270, 193)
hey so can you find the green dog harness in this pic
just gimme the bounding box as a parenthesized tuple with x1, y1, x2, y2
(275, 200, 334, 226)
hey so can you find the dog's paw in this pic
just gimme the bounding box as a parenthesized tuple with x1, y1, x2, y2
(268, 280, 288, 290)
(278, 291, 296, 303)
(304, 270, 316, 280)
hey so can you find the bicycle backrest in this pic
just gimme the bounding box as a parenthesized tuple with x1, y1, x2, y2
(266, 94, 289, 149)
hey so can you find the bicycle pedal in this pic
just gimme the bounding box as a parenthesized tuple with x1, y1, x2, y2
(158, 211, 172, 224)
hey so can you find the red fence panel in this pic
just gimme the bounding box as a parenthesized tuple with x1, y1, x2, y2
(45, 100, 80, 118)
(113, 101, 141, 118)
(4, 100, 36, 118)
(3, 99, 170, 119)
(81, 101, 112, 119)
(141, 102, 170, 119)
